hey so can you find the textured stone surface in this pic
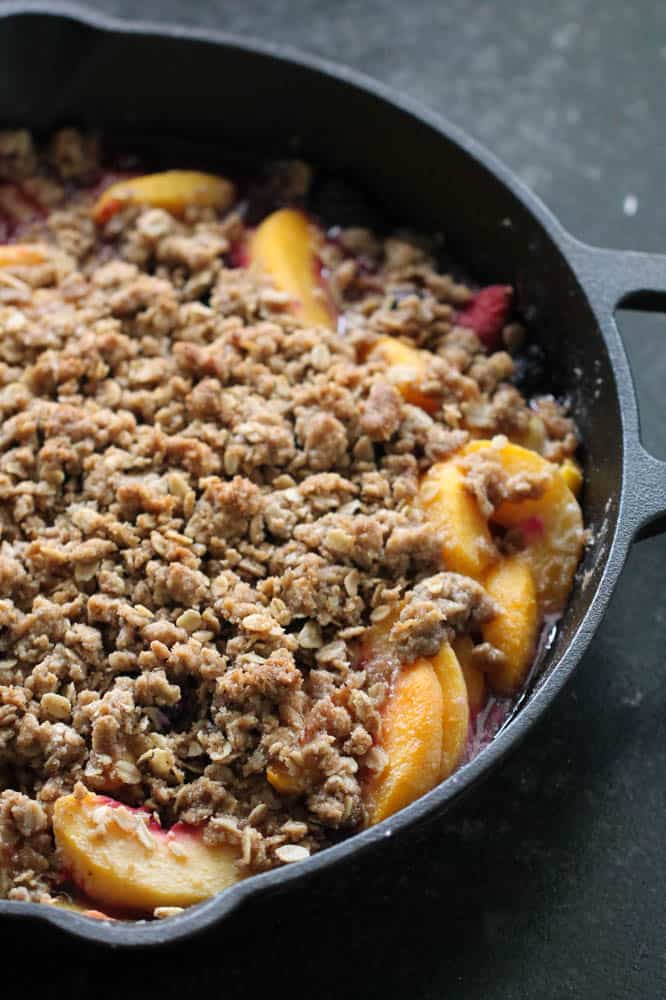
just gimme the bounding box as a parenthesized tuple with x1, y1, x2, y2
(2, 2, 666, 997)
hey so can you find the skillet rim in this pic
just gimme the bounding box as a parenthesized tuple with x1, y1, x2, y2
(0, 1, 639, 947)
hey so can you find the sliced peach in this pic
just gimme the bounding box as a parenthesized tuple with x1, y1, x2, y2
(367, 337, 439, 413)
(0, 243, 47, 267)
(53, 792, 241, 912)
(419, 459, 496, 579)
(464, 438, 584, 614)
(249, 208, 333, 327)
(93, 170, 236, 225)
(367, 660, 444, 825)
(430, 642, 470, 779)
(481, 555, 538, 695)
(560, 457, 583, 496)
(452, 635, 486, 716)
(266, 763, 302, 795)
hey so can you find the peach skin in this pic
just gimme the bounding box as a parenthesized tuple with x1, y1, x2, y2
(93, 170, 236, 224)
(249, 208, 334, 328)
(53, 791, 241, 912)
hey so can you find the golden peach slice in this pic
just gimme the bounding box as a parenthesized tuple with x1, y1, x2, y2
(249, 208, 334, 328)
(419, 459, 496, 579)
(482, 555, 538, 695)
(465, 438, 584, 614)
(53, 792, 241, 912)
(509, 418, 583, 495)
(367, 337, 439, 413)
(366, 660, 444, 825)
(266, 763, 302, 795)
(430, 642, 470, 780)
(0, 243, 47, 267)
(452, 635, 486, 716)
(93, 170, 236, 224)
(560, 457, 583, 497)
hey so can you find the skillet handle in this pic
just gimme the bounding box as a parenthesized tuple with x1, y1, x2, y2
(569, 241, 666, 540)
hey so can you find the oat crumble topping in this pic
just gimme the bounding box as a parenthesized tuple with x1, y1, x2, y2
(0, 129, 579, 909)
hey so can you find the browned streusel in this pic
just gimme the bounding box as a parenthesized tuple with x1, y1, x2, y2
(389, 573, 499, 662)
(460, 449, 551, 521)
(0, 130, 579, 904)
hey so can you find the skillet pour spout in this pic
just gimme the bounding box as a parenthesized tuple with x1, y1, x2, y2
(0, 3, 665, 948)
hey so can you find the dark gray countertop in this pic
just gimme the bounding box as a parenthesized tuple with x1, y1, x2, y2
(3, 2, 666, 997)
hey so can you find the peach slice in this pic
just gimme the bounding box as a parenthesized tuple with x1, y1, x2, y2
(93, 170, 236, 225)
(249, 207, 334, 328)
(0, 243, 47, 267)
(366, 337, 439, 413)
(465, 438, 585, 614)
(503, 417, 584, 497)
(481, 555, 538, 695)
(560, 457, 583, 497)
(419, 459, 496, 579)
(365, 641, 470, 823)
(266, 763, 302, 795)
(53, 792, 241, 912)
(452, 635, 486, 716)
(430, 642, 470, 780)
(366, 660, 444, 825)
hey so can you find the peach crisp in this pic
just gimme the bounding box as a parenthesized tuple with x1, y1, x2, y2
(0, 128, 584, 918)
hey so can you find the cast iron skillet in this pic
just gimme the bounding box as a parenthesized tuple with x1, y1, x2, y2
(1, 3, 666, 949)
